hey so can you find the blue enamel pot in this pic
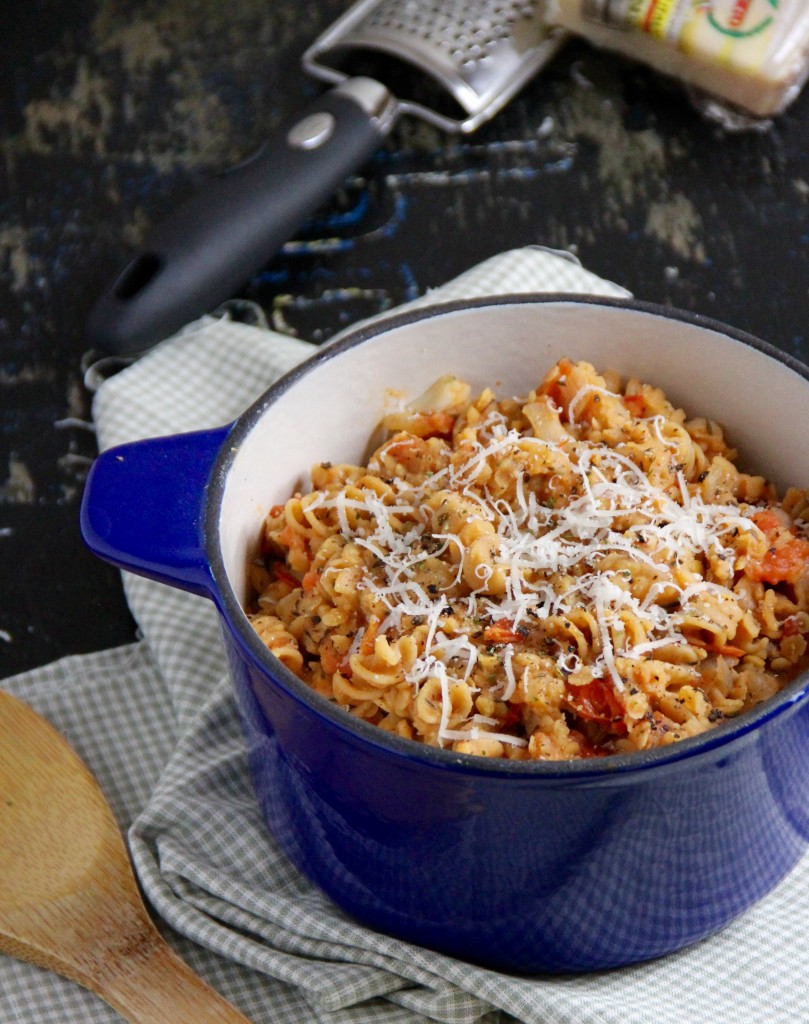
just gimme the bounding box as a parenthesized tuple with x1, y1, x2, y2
(80, 296, 809, 973)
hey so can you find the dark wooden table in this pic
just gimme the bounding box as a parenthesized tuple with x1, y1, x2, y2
(2, 1, 808, 678)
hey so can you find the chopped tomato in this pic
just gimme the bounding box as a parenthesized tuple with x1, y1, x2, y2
(782, 616, 802, 638)
(320, 637, 351, 677)
(410, 411, 456, 438)
(272, 563, 301, 590)
(301, 567, 321, 593)
(691, 638, 747, 659)
(748, 538, 809, 585)
(714, 644, 747, 658)
(382, 436, 424, 467)
(751, 509, 782, 536)
(483, 620, 525, 645)
(497, 704, 523, 728)
(538, 357, 575, 412)
(565, 677, 627, 735)
(745, 507, 809, 585)
(277, 524, 306, 552)
(622, 394, 647, 417)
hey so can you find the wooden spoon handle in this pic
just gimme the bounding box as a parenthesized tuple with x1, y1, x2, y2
(95, 933, 252, 1024)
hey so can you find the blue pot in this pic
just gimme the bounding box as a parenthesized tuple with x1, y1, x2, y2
(81, 297, 809, 972)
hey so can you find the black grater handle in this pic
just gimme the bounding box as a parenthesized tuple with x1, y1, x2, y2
(86, 81, 394, 355)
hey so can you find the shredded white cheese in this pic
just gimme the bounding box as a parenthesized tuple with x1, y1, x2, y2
(309, 381, 762, 744)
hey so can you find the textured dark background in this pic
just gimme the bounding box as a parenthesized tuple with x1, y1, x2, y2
(2, 0, 809, 677)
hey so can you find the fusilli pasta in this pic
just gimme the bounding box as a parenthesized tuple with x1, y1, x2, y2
(247, 359, 809, 760)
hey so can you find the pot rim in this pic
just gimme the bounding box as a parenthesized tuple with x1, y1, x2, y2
(206, 293, 809, 778)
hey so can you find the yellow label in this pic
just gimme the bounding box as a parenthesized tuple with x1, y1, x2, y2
(643, 0, 679, 40)
(582, 0, 780, 70)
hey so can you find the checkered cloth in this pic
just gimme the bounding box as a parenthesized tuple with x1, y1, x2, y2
(3, 248, 808, 1024)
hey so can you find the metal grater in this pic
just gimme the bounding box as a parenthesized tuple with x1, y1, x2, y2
(303, 0, 566, 133)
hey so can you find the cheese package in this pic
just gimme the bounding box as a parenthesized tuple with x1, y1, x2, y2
(546, 1, 809, 119)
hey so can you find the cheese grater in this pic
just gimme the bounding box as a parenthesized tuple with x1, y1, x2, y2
(303, 0, 565, 134)
(88, 0, 566, 355)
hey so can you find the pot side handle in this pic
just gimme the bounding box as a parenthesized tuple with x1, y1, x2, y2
(80, 426, 230, 596)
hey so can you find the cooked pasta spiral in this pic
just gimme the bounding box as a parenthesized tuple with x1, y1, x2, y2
(247, 360, 809, 760)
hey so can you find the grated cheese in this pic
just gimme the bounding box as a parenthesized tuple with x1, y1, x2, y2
(325, 377, 765, 742)
(255, 365, 807, 761)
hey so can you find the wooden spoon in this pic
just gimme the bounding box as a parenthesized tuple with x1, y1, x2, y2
(0, 690, 252, 1023)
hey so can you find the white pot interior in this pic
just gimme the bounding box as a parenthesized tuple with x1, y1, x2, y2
(216, 300, 809, 612)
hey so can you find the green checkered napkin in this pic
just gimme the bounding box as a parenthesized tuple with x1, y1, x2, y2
(3, 248, 807, 1024)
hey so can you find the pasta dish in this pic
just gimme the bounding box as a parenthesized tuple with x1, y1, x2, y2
(247, 359, 809, 759)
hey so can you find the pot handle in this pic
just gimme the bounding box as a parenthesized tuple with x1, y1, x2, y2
(80, 426, 230, 596)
